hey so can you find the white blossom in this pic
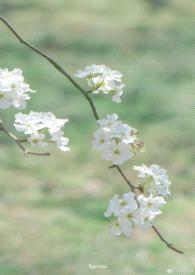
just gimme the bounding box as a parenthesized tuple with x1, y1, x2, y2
(134, 164, 171, 197)
(101, 141, 133, 165)
(135, 194, 166, 230)
(14, 111, 70, 152)
(109, 220, 122, 236)
(134, 208, 156, 231)
(117, 216, 134, 237)
(104, 192, 138, 237)
(109, 215, 134, 237)
(14, 112, 42, 135)
(0, 68, 34, 109)
(93, 114, 144, 165)
(75, 64, 125, 103)
(104, 192, 138, 218)
(137, 193, 166, 214)
(104, 194, 120, 217)
(38, 112, 67, 134)
(28, 133, 48, 147)
(50, 131, 70, 152)
(105, 192, 166, 237)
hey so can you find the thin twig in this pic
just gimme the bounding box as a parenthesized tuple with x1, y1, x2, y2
(152, 225, 183, 254)
(0, 16, 183, 254)
(109, 164, 135, 192)
(0, 120, 50, 156)
(0, 16, 99, 121)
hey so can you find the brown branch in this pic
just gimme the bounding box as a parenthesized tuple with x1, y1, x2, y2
(152, 225, 183, 254)
(0, 16, 99, 121)
(0, 16, 183, 254)
(109, 164, 135, 192)
(0, 120, 50, 156)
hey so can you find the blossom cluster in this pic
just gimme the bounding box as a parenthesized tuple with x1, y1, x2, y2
(0, 67, 70, 153)
(0, 68, 34, 109)
(92, 113, 144, 165)
(75, 64, 125, 103)
(105, 164, 171, 237)
(14, 112, 70, 152)
(1, 62, 174, 245)
(104, 191, 166, 237)
(134, 164, 171, 198)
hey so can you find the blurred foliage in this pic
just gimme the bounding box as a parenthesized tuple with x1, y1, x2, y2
(0, 0, 194, 274)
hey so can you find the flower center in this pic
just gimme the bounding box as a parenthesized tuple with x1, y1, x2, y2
(114, 149, 120, 155)
(126, 213, 133, 219)
(100, 138, 105, 144)
(120, 200, 126, 206)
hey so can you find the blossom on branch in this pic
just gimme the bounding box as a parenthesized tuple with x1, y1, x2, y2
(0, 68, 34, 109)
(134, 164, 171, 197)
(93, 114, 144, 165)
(104, 192, 138, 236)
(14, 111, 70, 152)
(135, 194, 166, 230)
(0, 15, 183, 253)
(104, 192, 166, 236)
(75, 64, 125, 103)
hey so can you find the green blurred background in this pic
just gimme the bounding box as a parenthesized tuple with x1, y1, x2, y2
(0, 0, 194, 274)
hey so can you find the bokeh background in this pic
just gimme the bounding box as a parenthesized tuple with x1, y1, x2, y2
(0, 0, 194, 274)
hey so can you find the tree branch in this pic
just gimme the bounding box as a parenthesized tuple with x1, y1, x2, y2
(152, 225, 183, 254)
(0, 16, 99, 121)
(109, 164, 135, 192)
(0, 119, 50, 156)
(0, 16, 183, 254)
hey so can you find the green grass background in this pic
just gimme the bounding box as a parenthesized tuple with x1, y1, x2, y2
(0, 0, 194, 274)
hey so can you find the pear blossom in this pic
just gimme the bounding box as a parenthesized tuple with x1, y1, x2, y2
(104, 192, 138, 218)
(110, 220, 122, 236)
(105, 192, 166, 237)
(0, 68, 34, 109)
(104, 194, 120, 218)
(135, 194, 166, 230)
(133, 208, 157, 231)
(96, 113, 118, 128)
(93, 114, 144, 165)
(109, 213, 136, 237)
(101, 141, 133, 165)
(137, 193, 166, 214)
(14, 111, 70, 152)
(75, 64, 125, 103)
(28, 133, 47, 147)
(134, 164, 171, 197)
(50, 131, 70, 152)
(104, 192, 138, 237)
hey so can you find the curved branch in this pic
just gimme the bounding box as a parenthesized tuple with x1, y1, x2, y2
(0, 16, 99, 121)
(0, 16, 183, 254)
